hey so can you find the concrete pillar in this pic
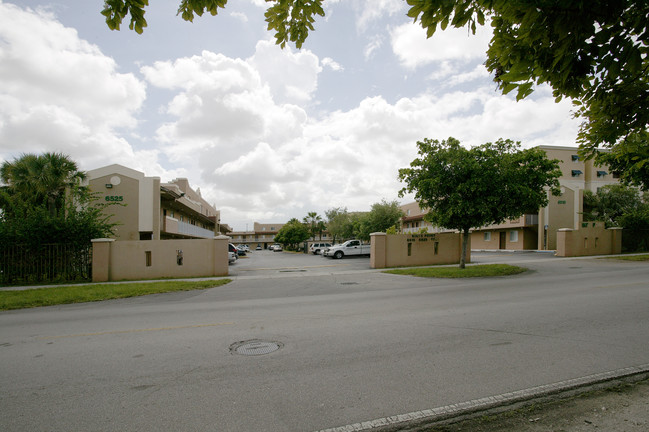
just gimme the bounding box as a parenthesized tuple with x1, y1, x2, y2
(213, 235, 230, 276)
(556, 229, 573, 257)
(370, 232, 387, 269)
(609, 227, 623, 255)
(91, 238, 114, 282)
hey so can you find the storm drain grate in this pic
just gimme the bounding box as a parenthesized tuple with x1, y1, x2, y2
(279, 269, 307, 273)
(230, 340, 283, 356)
(340, 282, 358, 285)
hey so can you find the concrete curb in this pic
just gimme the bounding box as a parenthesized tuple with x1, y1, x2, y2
(314, 363, 649, 432)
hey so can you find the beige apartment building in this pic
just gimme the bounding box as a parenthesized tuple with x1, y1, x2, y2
(230, 222, 335, 249)
(402, 146, 620, 251)
(229, 222, 284, 249)
(400, 202, 448, 234)
(87, 164, 225, 241)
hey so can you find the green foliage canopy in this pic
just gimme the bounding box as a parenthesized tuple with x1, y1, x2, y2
(582, 184, 644, 227)
(355, 199, 403, 241)
(274, 217, 310, 250)
(399, 137, 561, 267)
(0, 153, 115, 247)
(1, 152, 87, 218)
(406, 0, 649, 188)
(102, 0, 325, 48)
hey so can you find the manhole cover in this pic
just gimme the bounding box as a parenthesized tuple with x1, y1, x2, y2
(230, 340, 283, 356)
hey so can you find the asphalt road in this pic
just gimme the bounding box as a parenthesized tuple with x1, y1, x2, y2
(1, 251, 648, 431)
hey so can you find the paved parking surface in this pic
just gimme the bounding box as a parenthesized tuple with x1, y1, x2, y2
(228, 248, 373, 278)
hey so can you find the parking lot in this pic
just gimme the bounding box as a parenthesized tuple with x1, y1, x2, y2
(228, 248, 373, 277)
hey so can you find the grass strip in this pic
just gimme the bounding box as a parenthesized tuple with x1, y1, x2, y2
(384, 264, 527, 278)
(0, 279, 231, 311)
(604, 254, 649, 261)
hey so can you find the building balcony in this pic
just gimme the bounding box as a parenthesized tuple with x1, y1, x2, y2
(162, 216, 215, 239)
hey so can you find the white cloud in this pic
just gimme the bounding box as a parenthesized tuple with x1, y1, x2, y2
(247, 40, 322, 104)
(364, 36, 383, 61)
(230, 11, 248, 22)
(0, 2, 146, 169)
(391, 22, 492, 69)
(0, 1, 581, 231)
(354, 0, 404, 32)
(322, 57, 344, 71)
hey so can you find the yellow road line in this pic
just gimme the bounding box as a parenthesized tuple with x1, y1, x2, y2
(37, 322, 234, 340)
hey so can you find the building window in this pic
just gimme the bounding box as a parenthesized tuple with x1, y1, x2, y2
(571, 155, 579, 161)
(509, 230, 519, 242)
(484, 232, 491, 241)
(597, 171, 608, 177)
(571, 170, 583, 177)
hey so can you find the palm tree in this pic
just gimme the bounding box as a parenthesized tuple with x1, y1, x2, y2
(302, 211, 322, 240)
(1, 152, 87, 217)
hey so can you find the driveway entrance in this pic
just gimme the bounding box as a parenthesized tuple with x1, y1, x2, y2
(228, 249, 372, 278)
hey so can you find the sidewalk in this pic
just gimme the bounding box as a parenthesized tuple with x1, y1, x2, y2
(316, 365, 649, 432)
(422, 375, 649, 432)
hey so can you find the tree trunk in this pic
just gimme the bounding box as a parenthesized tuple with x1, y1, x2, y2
(460, 228, 469, 269)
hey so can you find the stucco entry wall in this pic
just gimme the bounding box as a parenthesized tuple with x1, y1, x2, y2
(555, 223, 622, 257)
(371, 232, 467, 269)
(92, 236, 229, 282)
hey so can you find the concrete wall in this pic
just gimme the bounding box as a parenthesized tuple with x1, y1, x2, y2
(555, 223, 622, 257)
(92, 236, 229, 282)
(370, 232, 468, 269)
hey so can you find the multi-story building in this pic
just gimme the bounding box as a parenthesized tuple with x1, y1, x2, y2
(229, 222, 284, 249)
(402, 146, 620, 251)
(400, 202, 447, 234)
(87, 164, 224, 241)
(230, 222, 334, 249)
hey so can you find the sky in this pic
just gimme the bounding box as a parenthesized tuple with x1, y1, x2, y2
(0, 0, 582, 231)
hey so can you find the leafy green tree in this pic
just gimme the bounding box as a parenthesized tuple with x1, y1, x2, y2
(399, 137, 561, 268)
(355, 199, 403, 241)
(325, 207, 350, 244)
(102, 0, 325, 48)
(592, 132, 649, 190)
(0, 153, 115, 247)
(274, 217, 310, 250)
(1, 152, 88, 218)
(582, 184, 643, 227)
(618, 207, 649, 252)
(405, 1, 649, 189)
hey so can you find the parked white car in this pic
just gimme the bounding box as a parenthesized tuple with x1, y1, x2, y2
(310, 242, 331, 255)
(322, 240, 370, 259)
(228, 251, 237, 263)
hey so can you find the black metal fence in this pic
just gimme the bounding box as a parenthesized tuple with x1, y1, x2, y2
(622, 229, 649, 253)
(0, 243, 92, 286)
